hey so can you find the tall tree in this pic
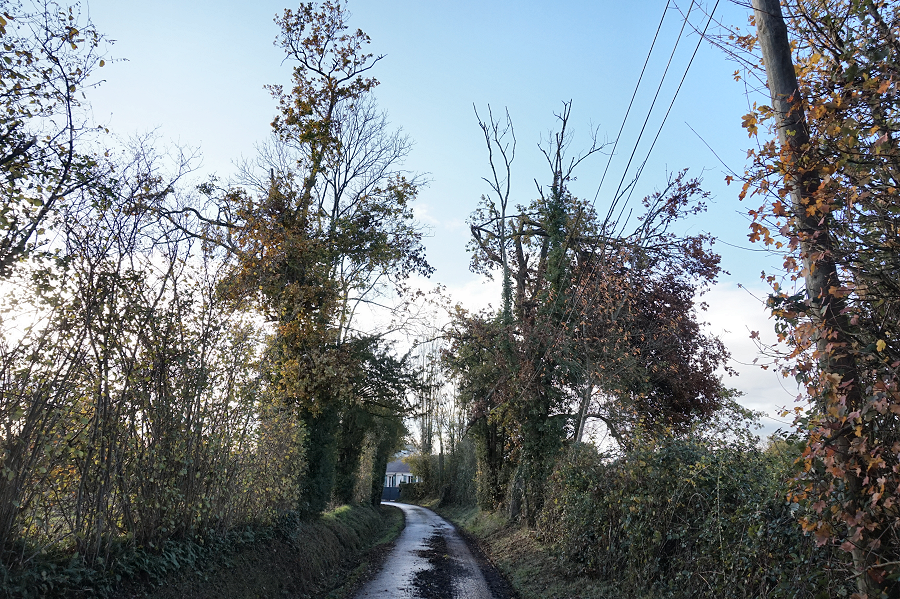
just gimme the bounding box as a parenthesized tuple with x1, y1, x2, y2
(459, 104, 729, 522)
(731, 0, 900, 593)
(332, 338, 413, 505)
(218, 1, 429, 514)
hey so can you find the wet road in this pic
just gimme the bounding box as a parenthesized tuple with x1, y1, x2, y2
(354, 502, 495, 599)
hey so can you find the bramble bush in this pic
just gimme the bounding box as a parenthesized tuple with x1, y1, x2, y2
(539, 436, 856, 599)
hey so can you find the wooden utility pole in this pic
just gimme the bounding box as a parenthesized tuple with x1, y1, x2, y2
(751, 1, 877, 595)
(751, 0, 841, 315)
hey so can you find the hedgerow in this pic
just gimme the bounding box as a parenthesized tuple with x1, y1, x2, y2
(539, 437, 856, 598)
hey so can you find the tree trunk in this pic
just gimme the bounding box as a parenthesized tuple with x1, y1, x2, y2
(752, 1, 876, 594)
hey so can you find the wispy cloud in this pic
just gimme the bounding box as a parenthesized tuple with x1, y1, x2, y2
(413, 204, 440, 227)
(702, 282, 801, 436)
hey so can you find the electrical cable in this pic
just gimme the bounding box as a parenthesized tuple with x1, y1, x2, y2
(551, 0, 703, 347)
(607, 0, 697, 215)
(564, 0, 723, 335)
(542, 0, 703, 347)
(624, 0, 723, 206)
(594, 1, 672, 198)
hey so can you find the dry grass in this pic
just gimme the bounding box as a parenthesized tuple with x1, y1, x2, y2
(432, 504, 621, 599)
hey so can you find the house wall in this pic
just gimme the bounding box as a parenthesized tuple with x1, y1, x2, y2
(381, 473, 418, 501)
(383, 473, 417, 487)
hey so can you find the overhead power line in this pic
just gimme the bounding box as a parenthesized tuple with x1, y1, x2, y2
(594, 0, 671, 198)
(523, 1, 723, 410)
(607, 0, 697, 215)
(557, 0, 713, 334)
(624, 0, 723, 205)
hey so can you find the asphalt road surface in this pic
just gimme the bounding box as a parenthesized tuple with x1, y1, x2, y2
(354, 502, 506, 599)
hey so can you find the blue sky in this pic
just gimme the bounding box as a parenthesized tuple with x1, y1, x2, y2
(84, 0, 773, 281)
(81, 0, 800, 435)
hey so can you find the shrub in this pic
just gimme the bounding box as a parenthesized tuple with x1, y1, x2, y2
(539, 437, 855, 599)
(398, 482, 428, 502)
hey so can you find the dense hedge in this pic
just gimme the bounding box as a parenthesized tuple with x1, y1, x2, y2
(538, 438, 855, 599)
(0, 504, 396, 598)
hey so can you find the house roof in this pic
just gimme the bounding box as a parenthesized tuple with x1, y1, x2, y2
(385, 460, 411, 474)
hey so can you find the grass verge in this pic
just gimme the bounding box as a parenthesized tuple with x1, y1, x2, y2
(427, 501, 614, 599)
(121, 504, 404, 599)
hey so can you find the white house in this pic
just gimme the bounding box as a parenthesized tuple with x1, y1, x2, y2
(382, 460, 418, 500)
(384, 460, 417, 488)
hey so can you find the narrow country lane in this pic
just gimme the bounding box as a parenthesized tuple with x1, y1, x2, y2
(354, 502, 501, 599)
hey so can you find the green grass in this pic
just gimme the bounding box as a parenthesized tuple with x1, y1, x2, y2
(426, 501, 618, 599)
(325, 505, 404, 599)
(127, 503, 405, 599)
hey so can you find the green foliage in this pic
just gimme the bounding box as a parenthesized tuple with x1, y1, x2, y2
(216, 1, 427, 517)
(334, 404, 370, 506)
(397, 481, 426, 502)
(299, 404, 341, 515)
(404, 453, 434, 489)
(332, 339, 414, 507)
(407, 439, 479, 507)
(539, 436, 855, 598)
(367, 412, 405, 507)
(0, 504, 397, 598)
(0, 514, 283, 598)
(443, 438, 478, 506)
(457, 104, 730, 525)
(0, 1, 417, 595)
(0, 0, 107, 277)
